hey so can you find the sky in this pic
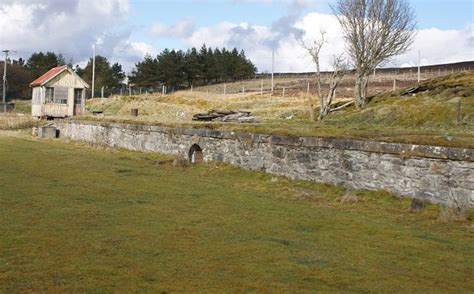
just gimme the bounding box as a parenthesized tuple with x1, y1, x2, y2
(0, 0, 473, 73)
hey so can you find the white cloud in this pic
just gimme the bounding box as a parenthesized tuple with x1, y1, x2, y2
(112, 41, 158, 69)
(182, 12, 343, 72)
(0, 0, 151, 72)
(1, 0, 472, 75)
(150, 18, 195, 39)
(179, 12, 473, 73)
(396, 25, 474, 67)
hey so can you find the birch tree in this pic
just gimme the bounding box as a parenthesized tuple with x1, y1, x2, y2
(319, 56, 348, 119)
(300, 30, 326, 121)
(300, 31, 348, 120)
(333, 0, 416, 109)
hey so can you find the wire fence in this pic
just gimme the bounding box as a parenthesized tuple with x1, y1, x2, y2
(91, 66, 473, 99)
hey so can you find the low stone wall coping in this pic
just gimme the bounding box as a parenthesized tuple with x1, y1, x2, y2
(66, 120, 473, 162)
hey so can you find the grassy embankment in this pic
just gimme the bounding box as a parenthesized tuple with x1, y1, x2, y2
(0, 133, 472, 292)
(85, 72, 474, 148)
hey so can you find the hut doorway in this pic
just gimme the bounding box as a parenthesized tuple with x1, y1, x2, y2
(73, 89, 83, 115)
(188, 144, 203, 163)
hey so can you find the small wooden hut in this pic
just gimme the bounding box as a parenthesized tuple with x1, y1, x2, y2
(30, 65, 89, 118)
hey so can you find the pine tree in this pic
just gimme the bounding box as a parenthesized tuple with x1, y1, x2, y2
(130, 44, 257, 88)
(199, 44, 209, 84)
(77, 56, 125, 96)
(0, 59, 33, 99)
(26, 52, 66, 78)
(129, 55, 159, 88)
(184, 47, 202, 86)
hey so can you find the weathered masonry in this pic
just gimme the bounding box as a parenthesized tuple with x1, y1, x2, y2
(55, 120, 474, 206)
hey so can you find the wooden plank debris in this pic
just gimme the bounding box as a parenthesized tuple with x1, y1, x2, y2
(192, 110, 259, 123)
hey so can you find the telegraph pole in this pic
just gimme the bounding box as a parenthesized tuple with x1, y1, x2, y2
(2, 50, 10, 113)
(92, 44, 96, 98)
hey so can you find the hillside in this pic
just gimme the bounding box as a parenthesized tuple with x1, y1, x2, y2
(85, 71, 474, 148)
(321, 72, 474, 141)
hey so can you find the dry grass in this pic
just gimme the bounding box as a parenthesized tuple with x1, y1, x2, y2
(87, 90, 346, 122)
(341, 191, 360, 204)
(0, 114, 36, 130)
(84, 71, 474, 148)
(439, 207, 471, 222)
(195, 70, 447, 97)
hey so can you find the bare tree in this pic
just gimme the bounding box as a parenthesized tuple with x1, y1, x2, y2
(301, 30, 327, 99)
(299, 30, 327, 121)
(333, 0, 416, 109)
(320, 56, 348, 119)
(299, 31, 348, 120)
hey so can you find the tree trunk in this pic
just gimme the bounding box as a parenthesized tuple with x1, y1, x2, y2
(313, 57, 322, 122)
(354, 73, 368, 109)
(316, 61, 322, 100)
(318, 94, 325, 121)
(321, 88, 335, 119)
(319, 102, 329, 120)
(320, 73, 344, 120)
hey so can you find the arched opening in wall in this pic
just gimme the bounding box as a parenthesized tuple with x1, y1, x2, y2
(188, 144, 203, 163)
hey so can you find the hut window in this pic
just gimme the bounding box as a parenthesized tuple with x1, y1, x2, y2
(45, 87, 54, 103)
(45, 87, 67, 104)
(53, 87, 68, 104)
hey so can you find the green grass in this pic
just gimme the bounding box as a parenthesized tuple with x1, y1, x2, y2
(0, 133, 472, 292)
(12, 100, 31, 114)
(83, 72, 474, 148)
(324, 71, 474, 130)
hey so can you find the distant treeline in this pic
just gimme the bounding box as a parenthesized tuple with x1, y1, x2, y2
(1, 46, 257, 99)
(0, 52, 125, 99)
(129, 45, 257, 89)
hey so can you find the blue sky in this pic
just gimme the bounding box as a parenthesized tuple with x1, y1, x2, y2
(125, 0, 473, 71)
(129, 0, 472, 29)
(128, 1, 291, 48)
(0, 0, 472, 72)
(128, 0, 473, 49)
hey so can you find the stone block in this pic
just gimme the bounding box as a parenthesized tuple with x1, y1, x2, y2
(39, 126, 57, 139)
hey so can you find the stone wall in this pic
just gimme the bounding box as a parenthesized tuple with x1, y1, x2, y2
(55, 120, 474, 206)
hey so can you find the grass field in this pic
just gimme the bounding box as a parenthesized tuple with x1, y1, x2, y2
(85, 72, 474, 148)
(0, 132, 472, 292)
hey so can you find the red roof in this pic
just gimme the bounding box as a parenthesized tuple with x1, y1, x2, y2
(30, 65, 67, 87)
